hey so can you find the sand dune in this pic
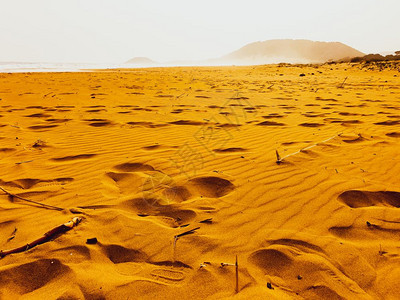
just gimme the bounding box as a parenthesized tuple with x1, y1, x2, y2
(0, 62, 400, 299)
(221, 39, 365, 65)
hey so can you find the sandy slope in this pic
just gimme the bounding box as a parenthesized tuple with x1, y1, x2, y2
(0, 63, 399, 299)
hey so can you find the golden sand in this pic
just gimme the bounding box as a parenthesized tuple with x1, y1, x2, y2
(0, 63, 400, 299)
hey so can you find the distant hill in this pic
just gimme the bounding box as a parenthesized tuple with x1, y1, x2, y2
(219, 39, 365, 65)
(125, 57, 158, 65)
(125, 40, 366, 66)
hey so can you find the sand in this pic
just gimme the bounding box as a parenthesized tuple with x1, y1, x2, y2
(0, 63, 399, 299)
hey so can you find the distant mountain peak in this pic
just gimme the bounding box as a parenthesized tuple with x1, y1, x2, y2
(221, 39, 364, 65)
(125, 57, 157, 65)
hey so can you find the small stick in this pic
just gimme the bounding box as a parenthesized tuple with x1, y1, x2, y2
(176, 92, 186, 99)
(220, 256, 239, 293)
(220, 262, 235, 267)
(0, 217, 81, 258)
(173, 236, 178, 262)
(338, 76, 348, 88)
(275, 150, 281, 165)
(173, 227, 200, 261)
(378, 244, 387, 255)
(15, 160, 34, 165)
(0, 186, 64, 211)
(199, 218, 212, 224)
(174, 227, 200, 239)
(235, 255, 239, 293)
(7, 227, 17, 242)
(278, 132, 342, 163)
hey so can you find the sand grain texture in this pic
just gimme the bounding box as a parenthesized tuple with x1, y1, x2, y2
(0, 63, 400, 299)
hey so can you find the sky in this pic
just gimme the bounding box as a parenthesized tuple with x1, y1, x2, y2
(0, 0, 399, 63)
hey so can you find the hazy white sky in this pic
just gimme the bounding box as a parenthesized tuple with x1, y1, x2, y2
(0, 0, 399, 63)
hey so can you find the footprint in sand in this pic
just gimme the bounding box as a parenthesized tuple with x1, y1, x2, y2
(261, 114, 285, 119)
(28, 124, 59, 130)
(338, 190, 400, 208)
(374, 120, 400, 126)
(341, 134, 367, 143)
(114, 162, 155, 172)
(302, 112, 326, 118)
(127, 121, 168, 128)
(0, 147, 16, 153)
(213, 147, 247, 154)
(88, 120, 113, 127)
(249, 239, 374, 299)
(107, 162, 235, 227)
(162, 186, 191, 202)
(103, 162, 169, 199)
(85, 109, 107, 113)
(121, 196, 196, 227)
(147, 175, 235, 203)
(83, 105, 106, 109)
(168, 120, 206, 126)
(386, 132, 400, 137)
(103, 171, 147, 197)
(185, 176, 235, 198)
(26, 106, 47, 109)
(298, 122, 325, 127)
(257, 121, 286, 126)
(45, 118, 71, 123)
(150, 268, 185, 283)
(338, 112, 360, 116)
(55, 106, 75, 109)
(329, 223, 400, 241)
(142, 145, 163, 151)
(0, 177, 74, 189)
(24, 113, 52, 118)
(331, 190, 400, 241)
(103, 244, 148, 264)
(0, 259, 71, 295)
(50, 154, 97, 162)
(83, 118, 113, 127)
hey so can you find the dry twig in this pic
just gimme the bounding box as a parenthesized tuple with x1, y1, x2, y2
(173, 227, 200, 261)
(338, 76, 348, 88)
(276, 132, 342, 164)
(0, 186, 64, 211)
(7, 228, 17, 242)
(275, 150, 281, 164)
(235, 255, 239, 293)
(0, 217, 82, 258)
